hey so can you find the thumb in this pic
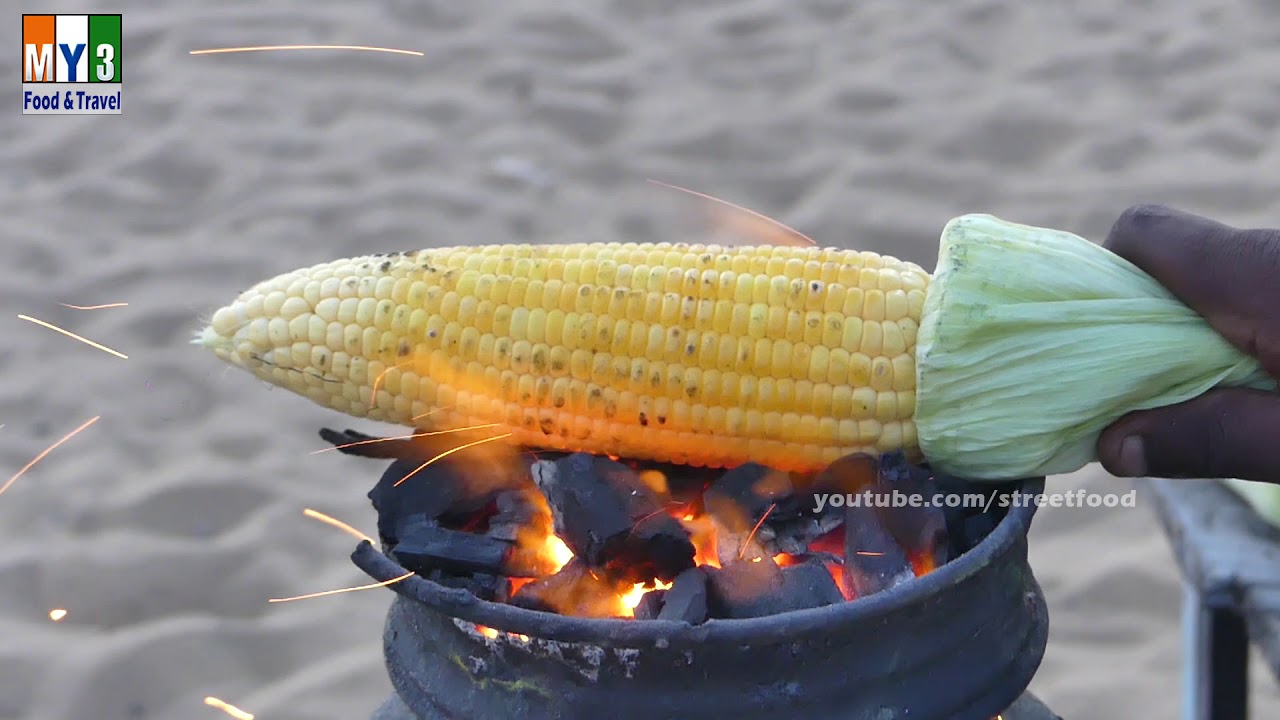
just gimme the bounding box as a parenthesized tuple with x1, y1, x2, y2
(1097, 388, 1280, 482)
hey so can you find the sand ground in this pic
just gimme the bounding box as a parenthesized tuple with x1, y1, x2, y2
(4, 0, 1280, 718)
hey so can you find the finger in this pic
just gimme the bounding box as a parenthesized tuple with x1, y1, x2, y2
(1097, 388, 1280, 482)
(1104, 204, 1280, 374)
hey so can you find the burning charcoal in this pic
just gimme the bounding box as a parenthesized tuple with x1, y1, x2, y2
(843, 501, 914, 598)
(392, 516, 541, 578)
(874, 452, 949, 569)
(510, 559, 630, 618)
(818, 509, 845, 534)
(656, 567, 709, 624)
(705, 557, 784, 619)
(712, 523, 771, 566)
(487, 488, 552, 542)
(702, 465, 789, 564)
(491, 489, 562, 578)
(781, 561, 846, 607)
(810, 453, 878, 495)
(427, 569, 510, 602)
(531, 455, 695, 584)
(707, 556, 843, 619)
(773, 516, 821, 556)
(633, 590, 666, 620)
(334, 426, 528, 547)
(366, 455, 514, 548)
(704, 463, 802, 528)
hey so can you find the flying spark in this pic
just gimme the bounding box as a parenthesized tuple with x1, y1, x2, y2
(309, 424, 503, 455)
(647, 178, 816, 246)
(48, 608, 67, 621)
(190, 44, 424, 57)
(393, 433, 514, 487)
(268, 570, 414, 603)
(368, 359, 417, 406)
(0, 416, 100, 498)
(59, 302, 129, 310)
(302, 508, 374, 544)
(739, 503, 777, 559)
(410, 404, 456, 422)
(17, 315, 128, 359)
(203, 696, 255, 720)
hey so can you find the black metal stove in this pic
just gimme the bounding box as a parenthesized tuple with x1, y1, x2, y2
(343, 448, 1053, 720)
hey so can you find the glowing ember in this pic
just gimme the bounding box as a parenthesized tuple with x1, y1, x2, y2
(17, 314, 128, 359)
(268, 571, 414, 603)
(475, 624, 499, 639)
(0, 415, 100, 498)
(203, 696, 254, 720)
(48, 608, 67, 621)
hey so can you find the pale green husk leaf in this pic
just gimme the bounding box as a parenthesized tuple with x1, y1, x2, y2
(915, 214, 1275, 480)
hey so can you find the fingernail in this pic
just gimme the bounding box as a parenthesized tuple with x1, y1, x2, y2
(1118, 436, 1147, 477)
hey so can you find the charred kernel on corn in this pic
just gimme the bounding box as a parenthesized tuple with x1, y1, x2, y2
(199, 243, 932, 473)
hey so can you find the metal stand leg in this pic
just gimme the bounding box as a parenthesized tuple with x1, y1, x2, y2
(1184, 582, 1250, 720)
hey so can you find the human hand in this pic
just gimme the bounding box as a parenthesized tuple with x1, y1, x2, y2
(1096, 204, 1280, 482)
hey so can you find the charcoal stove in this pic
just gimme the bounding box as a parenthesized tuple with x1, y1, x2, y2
(334, 438, 1054, 720)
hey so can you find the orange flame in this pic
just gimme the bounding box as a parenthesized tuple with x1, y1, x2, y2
(619, 579, 674, 617)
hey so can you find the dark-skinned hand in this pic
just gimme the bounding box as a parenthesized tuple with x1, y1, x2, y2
(1096, 204, 1280, 482)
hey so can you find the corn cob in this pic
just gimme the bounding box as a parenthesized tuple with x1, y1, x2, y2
(199, 243, 930, 472)
(200, 215, 1280, 480)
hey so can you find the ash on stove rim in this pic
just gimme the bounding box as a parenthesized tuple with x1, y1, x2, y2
(351, 477, 1045, 647)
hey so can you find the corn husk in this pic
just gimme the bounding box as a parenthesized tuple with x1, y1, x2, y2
(916, 214, 1275, 480)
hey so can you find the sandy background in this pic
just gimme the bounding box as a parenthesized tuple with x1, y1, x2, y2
(4, 0, 1280, 718)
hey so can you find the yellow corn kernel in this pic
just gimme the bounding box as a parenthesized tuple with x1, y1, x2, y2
(199, 242, 932, 472)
